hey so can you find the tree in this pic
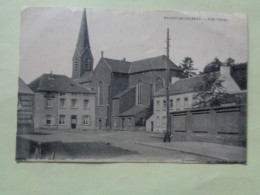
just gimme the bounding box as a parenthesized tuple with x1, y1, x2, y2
(179, 57, 197, 78)
(192, 72, 227, 108)
(225, 57, 235, 67)
(203, 57, 223, 74)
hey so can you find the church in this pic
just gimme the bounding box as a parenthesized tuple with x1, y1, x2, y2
(73, 9, 183, 130)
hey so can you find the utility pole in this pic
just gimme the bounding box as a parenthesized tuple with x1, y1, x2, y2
(164, 28, 171, 142)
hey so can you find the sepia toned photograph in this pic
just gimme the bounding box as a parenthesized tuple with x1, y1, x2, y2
(16, 7, 247, 163)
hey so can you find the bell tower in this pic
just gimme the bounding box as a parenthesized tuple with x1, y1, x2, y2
(72, 8, 94, 79)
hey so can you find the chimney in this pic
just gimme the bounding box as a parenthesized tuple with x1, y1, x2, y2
(220, 66, 231, 76)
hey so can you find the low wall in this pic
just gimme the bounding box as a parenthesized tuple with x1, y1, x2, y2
(171, 105, 246, 146)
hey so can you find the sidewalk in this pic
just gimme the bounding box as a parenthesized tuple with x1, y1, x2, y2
(136, 141, 246, 163)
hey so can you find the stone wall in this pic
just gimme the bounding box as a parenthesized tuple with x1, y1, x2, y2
(171, 105, 246, 146)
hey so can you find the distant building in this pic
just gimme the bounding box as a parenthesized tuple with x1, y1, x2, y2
(74, 9, 183, 130)
(78, 55, 182, 130)
(29, 73, 95, 130)
(17, 77, 34, 133)
(148, 66, 244, 133)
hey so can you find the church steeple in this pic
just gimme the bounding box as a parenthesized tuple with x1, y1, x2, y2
(72, 8, 94, 79)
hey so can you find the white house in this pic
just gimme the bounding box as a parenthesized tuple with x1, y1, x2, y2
(146, 66, 242, 133)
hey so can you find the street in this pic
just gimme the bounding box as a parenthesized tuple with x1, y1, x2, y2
(16, 130, 245, 163)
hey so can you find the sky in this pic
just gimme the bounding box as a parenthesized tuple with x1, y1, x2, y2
(19, 7, 248, 83)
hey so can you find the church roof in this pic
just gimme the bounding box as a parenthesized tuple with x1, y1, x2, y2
(129, 55, 181, 74)
(98, 55, 181, 75)
(154, 72, 221, 97)
(18, 77, 34, 94)
(103, 58, 131, 74)
(29, 73, 94, 94)
(119, 105, 149, 117)
(77, 9, 91, 49)
(113, 86, 135, 99)
(73, 8, 93, 60)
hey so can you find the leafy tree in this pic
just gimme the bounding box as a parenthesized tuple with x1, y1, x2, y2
(225, 57, 235, 67)
(192, 73, 227, 108)
(179, 57, 197, 78)
(203, 57, 223, 74)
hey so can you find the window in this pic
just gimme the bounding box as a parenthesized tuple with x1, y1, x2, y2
(60, 98, 65, 108)
(71, 99, 77, 108)
(156, 116, 160, 127)
(84, 59, 90, 70)
(137, 80, 143, 105)
(46, 115, 52, 125)
(156, 100, 160, 110)
(84, 100, 89, 109)
(170, 99, 173, 110)
(60, 93, 65, 96)
(176, 98, 181, 110)
(59, 115, 65, 125)
(162, 116, 166, 126)
(184, 97, 189, 109)
(46, 98, 53, 108)
(98, 81, 104, 106)
(163, 99, 167, 109)
(128, 118, 132, 125)
(83, 115, 89, 125)
(72, 93, 77, 96)
(155, 77, 164, 92)
(74, 58, 78, 70)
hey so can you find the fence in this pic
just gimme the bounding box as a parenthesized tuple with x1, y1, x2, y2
(171, 105, 246, 146)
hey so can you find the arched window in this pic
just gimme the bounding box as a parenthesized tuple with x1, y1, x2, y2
(84, 59, 90, 70)
(98, 81, 104, 106)
(155, 77, 164, 92)
(74, 58, 78, 70)
(136, 80, 143, 105)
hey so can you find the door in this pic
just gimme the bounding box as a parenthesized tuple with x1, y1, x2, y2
(71, 115, 77, 129)
(151, 121, 154, 132)
(98, 119, 102, 130)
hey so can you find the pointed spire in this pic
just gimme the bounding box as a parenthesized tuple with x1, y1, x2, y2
(77, 8, 90, 49)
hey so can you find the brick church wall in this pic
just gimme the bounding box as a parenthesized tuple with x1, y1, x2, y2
(92, 59, 112, 129)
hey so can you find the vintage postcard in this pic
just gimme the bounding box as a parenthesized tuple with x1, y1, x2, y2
(16, 7, 247, 163)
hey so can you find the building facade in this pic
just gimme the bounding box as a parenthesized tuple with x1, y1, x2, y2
(147, 66, 243, 133)
(17, 78, 34, 133)
(29, 74, 95, 130)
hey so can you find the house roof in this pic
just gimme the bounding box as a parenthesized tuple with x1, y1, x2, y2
(77, 71, 94, 83)
(119, 105, 149, 117)
(154, 72, 221, 97)
(128, 55, 181, 74)
(29, 73, 94, 94)
(103, 58, 131, 74)
(113, 87, 135, 99)
(18, 77, 34, 94)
